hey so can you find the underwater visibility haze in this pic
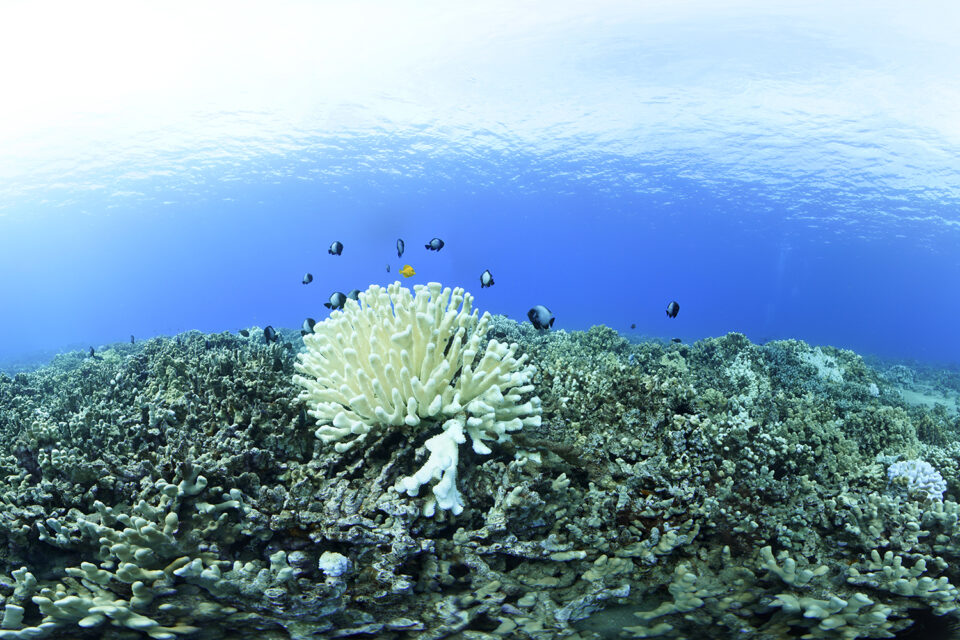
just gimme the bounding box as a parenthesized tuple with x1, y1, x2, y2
(1, 2, 960, 639)
(0, 1, 959, 366)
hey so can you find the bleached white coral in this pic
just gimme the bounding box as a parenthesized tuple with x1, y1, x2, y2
(887, 459, 946, 501)
(800, 347, 844, 383)
(294, 281, 542, 515)
(317, 552, 351, 578)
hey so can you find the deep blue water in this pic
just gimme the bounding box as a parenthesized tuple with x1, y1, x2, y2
(1, 2, 959, 368)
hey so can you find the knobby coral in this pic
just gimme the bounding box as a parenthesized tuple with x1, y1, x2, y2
(294, 281, 541, 515)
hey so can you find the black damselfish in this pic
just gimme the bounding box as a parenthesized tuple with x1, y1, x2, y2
(301, 318, 316, 336)
(480, 269, 494, 288)
(528, 305, 555, 330)
(325, 292, 347, 310)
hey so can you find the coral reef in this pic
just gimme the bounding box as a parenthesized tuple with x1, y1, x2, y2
(0, 309, 958, 639)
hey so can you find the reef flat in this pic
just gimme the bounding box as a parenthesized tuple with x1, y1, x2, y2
(0, 314, 959, 638)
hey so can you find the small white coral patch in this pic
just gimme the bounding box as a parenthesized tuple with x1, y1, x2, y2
(318, 551, 351, 578)
(887, 459, 946, 501)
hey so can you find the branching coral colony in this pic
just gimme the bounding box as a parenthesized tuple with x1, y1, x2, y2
(294, 281, 542, 516)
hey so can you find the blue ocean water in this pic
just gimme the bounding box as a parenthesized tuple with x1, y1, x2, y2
(1, 1, 959, 368)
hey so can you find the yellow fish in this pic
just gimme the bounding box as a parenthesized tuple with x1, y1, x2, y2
(398, 264, 416, 278)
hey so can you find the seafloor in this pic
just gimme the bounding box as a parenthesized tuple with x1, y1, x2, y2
(0, 314, 959, 639)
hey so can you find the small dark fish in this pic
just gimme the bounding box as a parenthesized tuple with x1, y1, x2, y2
(302, 273, 313, 285)
(386, 264, 390, 272)
(328, 241, 343, 256)
(130, 335, 135, 344)
(425, 237, 444, 251)
(397, 238, 405, 258)
(264, 326, 278, 343)
(347, 289, 361, 301)
(301, 318, 316, 336)
(480, 269, 494, 288)
(666, 301, 680, 318)
(88, 346, 95, 357)
(671, 338, 682, 343)
(630, 324, 636, 330)
(325, 292, 347, 310)
(528, 305, 555, 330)
(239, 329, 250, 337)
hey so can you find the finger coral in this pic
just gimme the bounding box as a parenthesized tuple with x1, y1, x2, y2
(294, 281, 542, 515)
